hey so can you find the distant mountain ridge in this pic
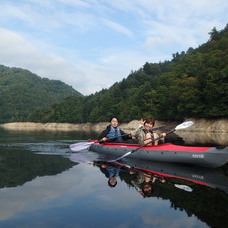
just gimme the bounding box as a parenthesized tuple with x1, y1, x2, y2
(0, 65, 82, 123)
(1, 24, 227, 124)
(30, 24, 228, 123)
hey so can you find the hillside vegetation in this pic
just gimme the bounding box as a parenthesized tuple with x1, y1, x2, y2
(31, 25, 228, 123)
(1, 25, 227, 123)
(0, 66, 82, 122)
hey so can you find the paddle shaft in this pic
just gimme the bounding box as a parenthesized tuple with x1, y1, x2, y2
(69, 125, 166, 152)
(99, 133, 130, 142)
(100, 125, 166, 142)
(143, 128, 174, 142)
(131, 128, 175, 154)
(111, 127, 178, 161)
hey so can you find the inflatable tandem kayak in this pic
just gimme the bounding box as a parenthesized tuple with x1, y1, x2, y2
(89, 142, 228, 168)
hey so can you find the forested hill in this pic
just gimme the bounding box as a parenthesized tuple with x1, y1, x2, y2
(30, 25, 228, 123)
(0, 65, 82, 123)
(3, 25, 228, 124)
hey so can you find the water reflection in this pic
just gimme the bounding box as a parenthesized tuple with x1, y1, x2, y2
(1, 128, 228, 228)
(73, 154, 228, 195)
(0, 146, 75, 188)
(69, 151, 228, 228)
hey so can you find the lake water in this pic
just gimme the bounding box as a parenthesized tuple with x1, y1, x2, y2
(0, 128, 228, 228)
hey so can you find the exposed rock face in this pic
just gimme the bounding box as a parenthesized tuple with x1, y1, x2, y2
(182, 118, 228, 133)
(0, 122, 109, 132)
(0, 118, 227, 145)
(0, 118, 227, 132)
(174, 118, 228, 145)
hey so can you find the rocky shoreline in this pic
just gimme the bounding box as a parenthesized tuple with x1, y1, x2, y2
(1, 118, 228, 132)
(1, 118, 227, 145)
(0, 118, 228, 132)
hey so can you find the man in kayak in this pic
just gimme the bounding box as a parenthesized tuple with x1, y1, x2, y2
(98, 116, 132, 143)
(133, 117, 166, 145)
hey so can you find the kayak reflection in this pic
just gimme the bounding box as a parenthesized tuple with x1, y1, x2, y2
(69, 151, 228, 194)
(94, 160, 193, 195)
(69, 152, 228, 227)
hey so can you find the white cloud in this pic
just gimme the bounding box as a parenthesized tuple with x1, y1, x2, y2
(0, 28, 86, 91)
(0, 0, 227, 95)
(140, 208, 207, 227)
(0, 164, 101, 220)
(102, 19, 134, 37)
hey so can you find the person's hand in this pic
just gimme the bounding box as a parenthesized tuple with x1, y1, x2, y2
(99, 137, 108, 143)
(161, 179, 166, 183)
(160, 133, 166, 138)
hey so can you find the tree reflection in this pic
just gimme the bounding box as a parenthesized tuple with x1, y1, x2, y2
(0, 146, 75, 188)
(94, 160, 228, 228)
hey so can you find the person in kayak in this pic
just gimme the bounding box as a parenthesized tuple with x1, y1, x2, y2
(96, 162, 121, 188)
(133, 117, 166, 146)
(98, 116, 132, 143)
(131, 171, 158, 197)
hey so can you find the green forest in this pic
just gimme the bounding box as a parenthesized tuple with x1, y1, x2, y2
(0, 66, 82, 122)
(1, 25, 228, 123)
(30, 25, 228, 123)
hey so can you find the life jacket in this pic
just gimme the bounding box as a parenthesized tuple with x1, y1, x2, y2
(142, 129, 155, 140)
(106, 166, 120, 177)
(106, 126, 122, 141)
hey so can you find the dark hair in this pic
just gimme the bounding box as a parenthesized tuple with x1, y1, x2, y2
(144, 117, 155, 126)
(108, 179, 117, 188)
(141, 182, 154, 198)
(109, 116, 119, 122)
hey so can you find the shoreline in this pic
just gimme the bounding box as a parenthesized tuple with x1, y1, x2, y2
(0, 118, 228, 133)
(1, 119, 227, 145)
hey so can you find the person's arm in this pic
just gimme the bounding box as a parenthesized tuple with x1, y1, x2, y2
(132, 126, 145, 144)
(120, 130, 131, 140)
(152, 132, 166, 145)
(152, 132, 159, 145)
(132, 125, 143, 138)
(158, 133, 166, 144)
(144, 132, 154, 145)
(98, 126, 110, 140)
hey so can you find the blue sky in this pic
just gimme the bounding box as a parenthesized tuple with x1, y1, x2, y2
(0, 0, 227, 95)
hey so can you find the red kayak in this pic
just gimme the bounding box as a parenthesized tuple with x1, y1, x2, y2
(90, 142, 228, 168)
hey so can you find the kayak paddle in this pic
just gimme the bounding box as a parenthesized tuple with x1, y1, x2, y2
(69, 125, 166, 152)
(109, 121, 194, 161)
(69, 134, 130, 152)
(109, 161, 193, 192)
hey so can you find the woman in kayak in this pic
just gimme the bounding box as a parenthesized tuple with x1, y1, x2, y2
(133, 117, 166, 145)
(98, 116, 132, 143)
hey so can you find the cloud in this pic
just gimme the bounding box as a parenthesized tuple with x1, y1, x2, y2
(0, 28, 86, 90)
(0, 164, 102, 221)
(58, 0, 91, 8)
(102, 19, 134, 37)
(140, 201, 206, 228)
(0, 0, 227, 95)
(0, 27, 148, 95)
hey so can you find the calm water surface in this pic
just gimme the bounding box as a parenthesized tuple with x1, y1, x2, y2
(0, 128, 228, 228)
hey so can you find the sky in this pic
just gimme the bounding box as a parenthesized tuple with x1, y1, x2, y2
(0, 0, 227, 95)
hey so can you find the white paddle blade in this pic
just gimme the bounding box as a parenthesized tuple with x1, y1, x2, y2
(175, 121, 194, 130)
(174, 184, 193, 192)
(70, 142, 94, 152)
